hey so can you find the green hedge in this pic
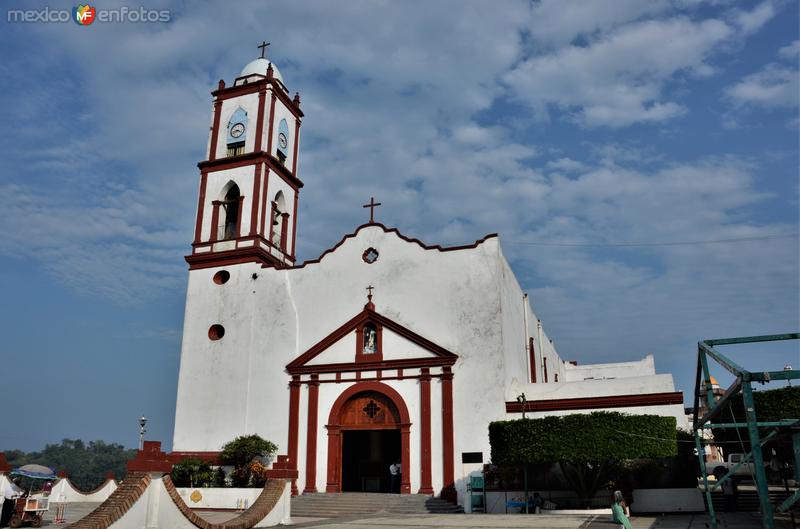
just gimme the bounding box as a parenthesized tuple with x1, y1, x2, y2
(489, 412, 677, 465)
(711, 386, 800, 446)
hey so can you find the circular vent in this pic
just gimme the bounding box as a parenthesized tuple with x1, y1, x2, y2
(362, 248, 379, 264)
(213, 270, 230, 284)
(208, 324, 225, 341)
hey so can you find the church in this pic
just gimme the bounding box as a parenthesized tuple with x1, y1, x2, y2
(171, 50, 686, 507)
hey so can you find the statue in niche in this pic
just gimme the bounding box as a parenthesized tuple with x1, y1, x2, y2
(363, 326, 377, 354)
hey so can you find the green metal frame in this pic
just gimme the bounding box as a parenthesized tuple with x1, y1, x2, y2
(692, 333, 800, 529)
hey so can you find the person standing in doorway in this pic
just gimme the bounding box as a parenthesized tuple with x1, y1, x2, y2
(389, 461, 401, 493)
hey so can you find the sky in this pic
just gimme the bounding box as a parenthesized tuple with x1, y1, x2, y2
(0, 0, 797, 453)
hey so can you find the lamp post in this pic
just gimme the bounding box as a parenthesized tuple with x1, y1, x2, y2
(786, 365, 793, 387)
(516, 393, 528, 513)
(138, 416, 147, 450)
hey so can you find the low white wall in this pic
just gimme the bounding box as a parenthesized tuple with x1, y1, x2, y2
(484, 490, 613, 513)
(103, 475, 290, 529)
(175, 487, 263, 510)
(50, 478, 117, 503)
(632, 488, 705, 513)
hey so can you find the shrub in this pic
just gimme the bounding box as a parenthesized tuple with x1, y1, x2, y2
(171, 458, 214, 488)
(218, 435, 277, 487)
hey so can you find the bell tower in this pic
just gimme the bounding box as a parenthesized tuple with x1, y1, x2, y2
(186, 43, 303, 269)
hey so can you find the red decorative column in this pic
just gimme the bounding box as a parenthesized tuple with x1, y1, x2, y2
(254, 86, 267, 151)
(194, 171, 208, 244)
(529, 337, 537, 383)
(287, 376, 300, 496)
(304, 374, 319, 493)
(400, 424, 411, 494)
(210, 201, 221, 242)
(325, 426, 341, 493)
(441, 367, 456, 502)
(280, 212, 289, 252)
(268, 201, 277, 244)
(418, 368, 433, 494)
(208, 96, 222, 161)
(250, 164, 262, 236)
(235, 195, 245, 238)
(290, 191, 299, 258)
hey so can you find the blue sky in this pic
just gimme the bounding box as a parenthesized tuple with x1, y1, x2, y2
(1, 0, 797, 452)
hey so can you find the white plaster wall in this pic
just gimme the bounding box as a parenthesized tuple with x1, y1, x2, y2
(306, 332, 356, 365)
(632, 488, 705, 513)
(105, 477, 290, 529)
(173, 262, 267, 451)
(517, 373, 678, 401)
(49, 478, 117, 503)
(564, 355, 656, 382)
(175, 487, 262, 510)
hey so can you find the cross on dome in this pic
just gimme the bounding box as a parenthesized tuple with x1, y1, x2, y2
(257, 41, 270, 59)
(362, 197, 382, 224)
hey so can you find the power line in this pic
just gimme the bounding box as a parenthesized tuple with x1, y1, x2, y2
(506, 233, 798, 248)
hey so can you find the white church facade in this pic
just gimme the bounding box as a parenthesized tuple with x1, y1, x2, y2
(171, 52, 686, 506)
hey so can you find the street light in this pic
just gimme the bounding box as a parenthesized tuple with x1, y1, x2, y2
(516, 393, 528, 513)
(138, 416, 147, 450)
(516, 393, 527, 419)
(785, 365, 793, 387)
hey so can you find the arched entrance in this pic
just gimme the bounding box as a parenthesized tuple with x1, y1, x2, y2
(325, 382, 411, 494)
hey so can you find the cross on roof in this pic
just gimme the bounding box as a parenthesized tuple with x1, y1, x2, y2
(366, 285, 374, 302)
(257, 41, 270, 59)
(362, 197, 382, 223)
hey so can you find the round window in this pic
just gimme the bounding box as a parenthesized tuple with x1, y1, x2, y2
(208, 324, 225, 341)
(213, 270, 230, 284)
(362, 248, 379, 264)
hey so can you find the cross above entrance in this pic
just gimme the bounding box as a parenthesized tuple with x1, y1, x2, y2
(366, 285, 374, 304)
(257, 41, 270, 59)
(362, 400, 381, 419)
(362, 197, 381, 224)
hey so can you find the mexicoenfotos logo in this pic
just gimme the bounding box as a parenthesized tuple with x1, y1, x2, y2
(7, 5, 171, 24)
(73, 4, 96, 25)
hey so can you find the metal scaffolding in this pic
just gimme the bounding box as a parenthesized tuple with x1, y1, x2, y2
(692, 333, 800, 529)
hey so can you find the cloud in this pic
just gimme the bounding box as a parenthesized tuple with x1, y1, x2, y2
(506, 17, 731, 127)
(779, 40, 800, 58)
(546, 157, 587, 173)
(726, 40, 800, 110)
(727, 65, 799, 108)
(732, 0, 777, 35)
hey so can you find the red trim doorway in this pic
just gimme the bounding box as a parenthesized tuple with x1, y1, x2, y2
(325, 381, 411, 494)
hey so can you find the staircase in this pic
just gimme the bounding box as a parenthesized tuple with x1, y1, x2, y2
(291, 492, 463, 518)
(706, 489, 797, 512)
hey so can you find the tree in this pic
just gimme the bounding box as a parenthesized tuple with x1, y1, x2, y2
(218, 435, 277, 487)
(3, 439, 136, 491)
(489, 412, 677, 507)
(171, 458, 214, 488)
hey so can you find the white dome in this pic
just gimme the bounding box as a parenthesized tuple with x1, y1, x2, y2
(239, 58, 283, 83)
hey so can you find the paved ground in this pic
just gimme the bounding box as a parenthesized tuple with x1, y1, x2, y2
(288, 512, 796, 529)
(40, 502, 101, 526)
(32, 503, 797, 528)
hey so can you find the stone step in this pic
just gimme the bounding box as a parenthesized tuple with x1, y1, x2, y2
(291, 492, 463, 517)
